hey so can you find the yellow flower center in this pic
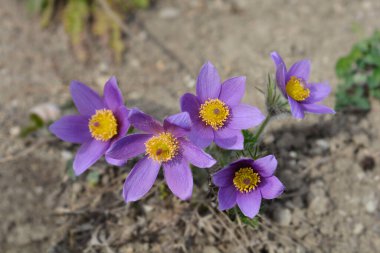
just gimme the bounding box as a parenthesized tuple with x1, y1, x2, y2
(285, 76, 310, 101)
(199, 98, 230, 130)
(88, 109, 118, 141)
(145, 132, 179, 162)
(233, 167, 261, 193)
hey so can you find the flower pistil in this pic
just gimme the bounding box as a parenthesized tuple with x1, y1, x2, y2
(89, 109, 118, 141)
(145, 132, 179, 162)
(199, 98, 230, 130)
(233, 167, 261, 193)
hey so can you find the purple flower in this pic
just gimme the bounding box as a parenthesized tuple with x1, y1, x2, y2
(212, 156, 284, 218)
(106, 109, 217, 202)
(180, 62, 265, 150)
(49, 77, 130, 175)
(271, 51, 335, 119)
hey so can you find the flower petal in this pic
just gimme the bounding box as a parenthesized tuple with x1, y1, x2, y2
(105, 156, 126, 167)
(180, 93, 201, 123)
(219, 76, 246, 107)
(236, 190, 262, 219)
(128, 108, 164, 134)
(196, 62, 221, 102)
(188, 121, 214, 148)
(301, 103, 335, 114)
(275, 62, 287, 96)
(270, 51, 286, 71)
(163, 112, 191, 137)
(49, 115, 91, 143)
(73, 139, 110, 176)
(212, 166, 235, 187)
(229, 104, 265, 130)
(103, 76, 124, 111)
(260, 176, 285, 199)
(218, 185, 237, 211)
(253, 155, 277, 178)
(113, 106, 130, 140)
(70, 80, 104, 116)
(180, 138, 216, 168)
(304, 82, 332, 104)
(288, 97, 305, 119)
(214, 127, 243, 150)
(163, 158, 193, 200)
(106, 133, 152, 162)
(123, 157, 160, 202)
(287, 59, 311, 81)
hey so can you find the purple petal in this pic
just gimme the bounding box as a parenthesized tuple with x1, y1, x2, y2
(212, 166, 235, 187)
(288, 97, 305, 119)
(180, 138, 216, 168)
(253, 155, 277, 178)
(180, 93, 201, 123)
(275, 62, 287, 96)
(287, 60, 311, 81)
(214, 127, 243, 150)
(270, 51, 286, 71)
(188, 121, 214, 148)
(301, 103, 335, 114)
(229, 104, 265, 130)
(128, 108, 164, 134)
(163, 158, 193, 200)
(103, 76, 124, 111)
(70, 80, 104, 116)
(105, 155, 126, 167)
(49, 115, 91, 144)
(218, 185, 237, 211)
(113, 106, 130, 140)
(196, 62, 221, 102)
(304, 82, 332, 104)
(123, 157, 160, 202)
(236, 190, 262, 219)
(106, 133, 152, 162)
(219, 76, 246, 107)
(73, 139, 110, 176)
(260, 176, 285, 199)
(163, 112, 191, 137)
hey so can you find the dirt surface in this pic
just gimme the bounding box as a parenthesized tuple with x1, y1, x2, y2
(1, 0, 380, 252)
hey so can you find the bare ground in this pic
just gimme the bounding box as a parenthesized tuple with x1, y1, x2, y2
(0, 0, 380, 252)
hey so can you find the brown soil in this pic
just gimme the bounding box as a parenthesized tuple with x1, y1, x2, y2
(1, 0, 379, 252)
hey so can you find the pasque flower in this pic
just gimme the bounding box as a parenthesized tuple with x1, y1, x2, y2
(180, 62, 265, 149)
(106, 109, 216, 202)
(212, 156, 284, 218)
(271, 51, 335, 119)
(49, 77, 130, 175)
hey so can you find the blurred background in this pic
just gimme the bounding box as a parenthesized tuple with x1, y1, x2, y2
(0, 0, 379, 252)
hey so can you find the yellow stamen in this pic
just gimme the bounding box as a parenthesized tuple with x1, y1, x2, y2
(145, 132, 179, 162)
(285, 76, 310, 101)
(88, 109, 118, 141)
(199, 98, 230, 130)
(233, 167, 261, 193)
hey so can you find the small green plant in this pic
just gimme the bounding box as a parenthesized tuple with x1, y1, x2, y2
(335, 31, 380, 111)
(27, 0, 150, 62)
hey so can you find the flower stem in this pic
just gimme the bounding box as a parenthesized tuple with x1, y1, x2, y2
(253, 114, 271, 142)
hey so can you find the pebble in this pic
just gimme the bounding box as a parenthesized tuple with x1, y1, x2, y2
(273, 207, 292, 226)
(203, 246, 220, 253)
(159, 7, 180, 19)
(353, 223, 364, 234)
(365, 199, 378, 213)
(30, 103, 60, 122)
(9, 126, 20, 137)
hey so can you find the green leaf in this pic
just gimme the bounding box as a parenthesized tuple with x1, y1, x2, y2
(86, 171, 100, 186)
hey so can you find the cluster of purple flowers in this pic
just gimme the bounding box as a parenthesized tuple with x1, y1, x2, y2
(50, 52, 334, 218)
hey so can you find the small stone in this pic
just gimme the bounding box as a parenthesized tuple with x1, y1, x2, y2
(143, 204, 154, 213)
(203, 246, 220, 253)
(353, 223, 364, 234)
(9, 126, 20, 137)
(289, 151, 298, 158)
(316, 139, 330, 151)
(159, 7, 180, 19)
(72, 183, 84, 195)
(365, 199, 378, 213)
(184, 75, 195, 88)
(30, 103, 60, 122)
(61, 150, 73, 162)
(273, 207, 292, 226)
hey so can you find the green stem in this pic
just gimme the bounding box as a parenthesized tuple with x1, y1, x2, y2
(253, 114, 271, 142)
